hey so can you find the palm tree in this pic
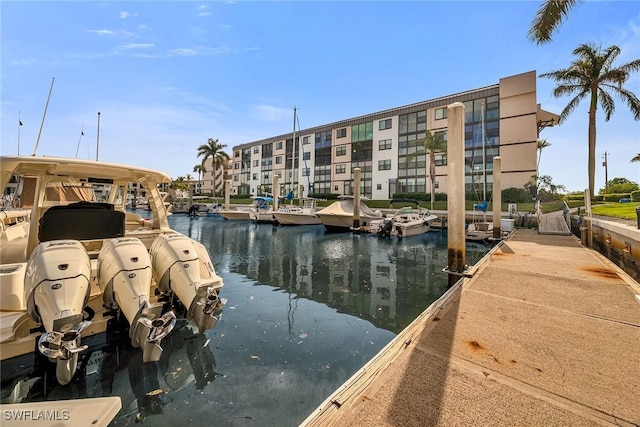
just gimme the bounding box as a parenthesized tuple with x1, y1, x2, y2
(193, 164, 204, 193)
(528, 0, 582, 44)
(631, 153, 640, 163)
(535, 139, 551, 197)
(197, 138, 230, 197)
(407, 130, 447, 211)
(540, 43, 640, 197)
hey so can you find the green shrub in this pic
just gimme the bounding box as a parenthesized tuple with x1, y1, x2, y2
(601, 193, 631, 202)
(501, 187, 531, 203)
(631, 190, 640, 202)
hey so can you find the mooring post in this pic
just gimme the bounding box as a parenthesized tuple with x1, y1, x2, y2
(224, 180, 231, 210)
(273, 174, 280, 211)
(492, 156, 502, 239)
(447, 102, 466, 288)
(353, 167, 361, 229)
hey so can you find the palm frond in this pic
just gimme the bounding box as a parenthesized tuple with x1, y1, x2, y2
(528, 0, 582, 44)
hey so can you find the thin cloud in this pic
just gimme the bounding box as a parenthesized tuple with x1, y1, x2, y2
(250, 105, 293, 122)
(9, 58, 38, 66)
(88, 29, 116, 36)
(121, 42, 154, 50)
(119, 11, 137, 19)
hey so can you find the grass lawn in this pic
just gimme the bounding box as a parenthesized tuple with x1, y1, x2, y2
(591, 202, 640, 220)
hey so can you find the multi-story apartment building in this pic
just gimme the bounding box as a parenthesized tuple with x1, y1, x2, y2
(229, 70, 558, 200)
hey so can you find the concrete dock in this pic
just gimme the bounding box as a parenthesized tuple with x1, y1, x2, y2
(301, 228, 640, 426)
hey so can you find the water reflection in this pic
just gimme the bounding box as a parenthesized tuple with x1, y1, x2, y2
(1, 214, 491, 426)
(179, 217, 488, 334)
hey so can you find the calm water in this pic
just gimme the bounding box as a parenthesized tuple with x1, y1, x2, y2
(0, 213, 490, 426)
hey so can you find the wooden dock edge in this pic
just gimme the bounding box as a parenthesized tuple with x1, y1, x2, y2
(299, 234, 509, 427)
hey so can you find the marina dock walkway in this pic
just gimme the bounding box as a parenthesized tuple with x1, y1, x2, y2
(301, 228, 640, 427)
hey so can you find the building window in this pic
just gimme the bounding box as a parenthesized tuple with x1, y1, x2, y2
(336, 164, 346, 174)
(302, 168, 310, 177)
(379, 119, 392, 130)
(378, 159, 391, 171)
(234, 163, 240, 169)
(336, 146, 347, 156)
(276, 156, 282, 164)
(303, 152, 311, 160)
(351, 122, 373, 143)
(377, 184, 382, 190)
(252, 173, 257, 180)
(234, 151, 240, 158)
(253, 147, 259, 154)
(303, 136, 310, 145)
(379, 139, 392, 150)
(234, 175, 239, 181)
(435, 107, 447, 120)
(336, 128, 347, 138)
(276, 141, 283, 150)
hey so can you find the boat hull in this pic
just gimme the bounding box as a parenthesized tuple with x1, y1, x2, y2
(220, 209, 251, 221)
(273, 212, 322, 226)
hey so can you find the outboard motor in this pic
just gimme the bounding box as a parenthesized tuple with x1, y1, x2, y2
(99, 238, 176, 363)
(25, 240, 92, 385)
(150, 233, 226, 334)
(377, 219, 394, 238)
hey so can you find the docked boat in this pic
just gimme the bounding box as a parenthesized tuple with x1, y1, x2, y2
(219, 206, 252, 220)
(315, 197, 382, 232)
(249, 196, 276, 224)
(466, 220, 494, 241)
(273, 198, 322, 226)
(368, 203, 438, 238)
(0, 155, 226, 386)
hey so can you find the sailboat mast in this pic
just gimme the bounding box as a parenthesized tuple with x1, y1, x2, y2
(32, 77, 55, 156)
(292, 106, 297, 200)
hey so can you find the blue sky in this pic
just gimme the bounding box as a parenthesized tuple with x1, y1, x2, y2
(1, 1, 639, 193)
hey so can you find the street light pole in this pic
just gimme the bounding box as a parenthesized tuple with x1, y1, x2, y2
(602, 151, 608, 190)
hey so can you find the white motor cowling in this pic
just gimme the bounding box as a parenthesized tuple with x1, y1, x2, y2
(98, 237, 176, 362)
(150, 233, 225, 333)
(24, 240, 92, 385)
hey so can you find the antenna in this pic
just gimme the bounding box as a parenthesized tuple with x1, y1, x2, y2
(96, 112, 101, 161)
(17, 111, 22, 155)
(32, 77, 55, 156)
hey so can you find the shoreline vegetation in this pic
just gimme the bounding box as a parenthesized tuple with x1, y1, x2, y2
(191, 196, 639, 221)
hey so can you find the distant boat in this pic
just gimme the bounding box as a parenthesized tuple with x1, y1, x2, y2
(315, 196, 382, 232)
(466, 220, 494, 242)
(219, 206, 252, 221)
(273, 198, 322, 226)
(368, 200, 438, 238)
(249, 196, 276, 223)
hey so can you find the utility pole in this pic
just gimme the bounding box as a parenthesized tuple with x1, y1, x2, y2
(602, 151, 608, 190)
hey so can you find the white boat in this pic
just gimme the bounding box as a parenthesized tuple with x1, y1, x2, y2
(249, 196, 276, 223)
(219, 206, 252, 220)
(466, 220, 494, 241)
(169, 196, 220, 216)
(0, 208, 31, 264)
(368, 202, 438, 238)
(273, 198, 322, 226)
(315, 197, 382, 232)
(0, 155, 226, 386)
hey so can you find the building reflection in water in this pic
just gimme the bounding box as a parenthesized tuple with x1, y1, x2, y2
(200, 218, 489, 334)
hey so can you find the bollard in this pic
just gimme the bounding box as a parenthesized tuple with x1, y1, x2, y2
(636, 206, 640, 229)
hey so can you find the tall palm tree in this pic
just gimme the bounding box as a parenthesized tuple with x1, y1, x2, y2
(197, 138, 230, 196)
(528, 0, 582, 44)
(540, 43, 640, 197)
(535, 139, 551, 197)
(407, 130, 447, 211)
(631, 153, 640, 163)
